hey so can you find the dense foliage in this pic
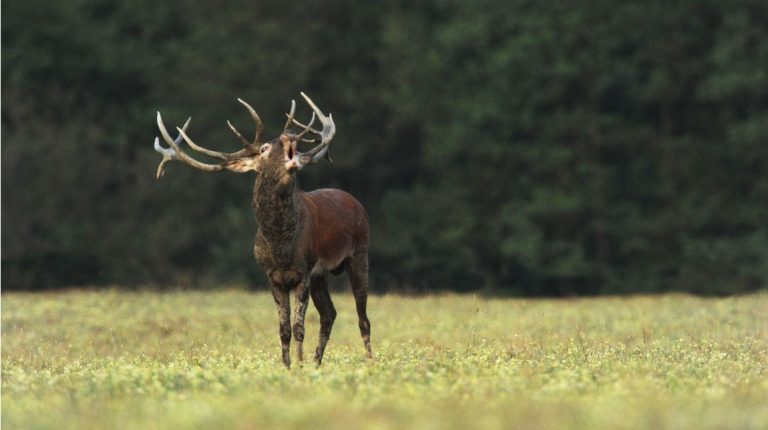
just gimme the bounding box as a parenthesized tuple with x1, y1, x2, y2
(3, 291, 767, 429)
(3, 0, 767, 294)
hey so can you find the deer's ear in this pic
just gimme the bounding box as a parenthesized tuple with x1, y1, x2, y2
(225, 157, 261, 173)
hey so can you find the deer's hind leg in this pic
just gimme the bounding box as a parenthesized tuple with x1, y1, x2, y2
(347, 253, 372, 359)
(310, 274, 336, 365)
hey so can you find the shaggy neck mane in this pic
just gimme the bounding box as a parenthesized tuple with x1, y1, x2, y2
(252, 172, 300, 246)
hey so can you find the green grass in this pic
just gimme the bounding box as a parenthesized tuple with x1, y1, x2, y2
(2, 290, 767, 429)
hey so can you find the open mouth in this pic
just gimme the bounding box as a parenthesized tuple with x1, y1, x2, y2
(285, 138, 298, 161)
(282, 135, 303, 171)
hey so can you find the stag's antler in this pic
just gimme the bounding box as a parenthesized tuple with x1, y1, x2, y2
(228, 98, 264, 147)
(154, 117, 192, 179)
(154, 99, 264, 179)
(284, 92, 336, 168)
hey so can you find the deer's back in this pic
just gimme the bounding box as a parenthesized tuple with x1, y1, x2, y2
(300, 188, 369, 269)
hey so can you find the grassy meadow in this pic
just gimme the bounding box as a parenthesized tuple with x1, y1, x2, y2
(2, 290, 767, 429)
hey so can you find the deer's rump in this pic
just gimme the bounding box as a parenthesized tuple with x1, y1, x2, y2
(300, 188, 370, 271)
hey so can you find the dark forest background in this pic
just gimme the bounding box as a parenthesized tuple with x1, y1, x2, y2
(3, 0, 767, 295)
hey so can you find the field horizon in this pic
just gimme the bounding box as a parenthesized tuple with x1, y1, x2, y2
(3, 289, 767, 429)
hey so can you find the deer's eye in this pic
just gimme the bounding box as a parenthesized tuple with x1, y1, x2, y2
(260, 144, 271, 154)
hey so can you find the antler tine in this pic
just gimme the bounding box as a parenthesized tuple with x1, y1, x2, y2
(227, 120, 251, 147)
(180, 129, 230, 161)
(290, 116, 322, 135)
(154, 138, 172, 179)
(286, 115, 320, 143)
(155, 112, 229, 178)
(177, 127, 255, 161)
(301, 92, 335, 142)
(304, 115, 335, 161)
(290, 92, 336, 169)
(237, 98, 264, 145)
(153, 118, 189, 179)
(295, 112, 317, 140)
(227, 98, 264, 147)
(177, 127, 224, 160)
(283, 100, 296, 132)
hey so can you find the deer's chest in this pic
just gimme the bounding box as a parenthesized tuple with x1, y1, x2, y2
(254, 233, 308, 288)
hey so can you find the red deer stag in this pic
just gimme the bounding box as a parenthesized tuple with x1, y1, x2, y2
(153, 93, 371, 367)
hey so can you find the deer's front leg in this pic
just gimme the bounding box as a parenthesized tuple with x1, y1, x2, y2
(271, 285, 291, 368)
(292, 281, 310, 363)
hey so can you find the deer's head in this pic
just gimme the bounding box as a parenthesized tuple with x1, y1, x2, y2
(154, 92, 335, 185)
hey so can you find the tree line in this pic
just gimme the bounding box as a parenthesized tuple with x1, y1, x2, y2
(3, 0, 767, 294)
